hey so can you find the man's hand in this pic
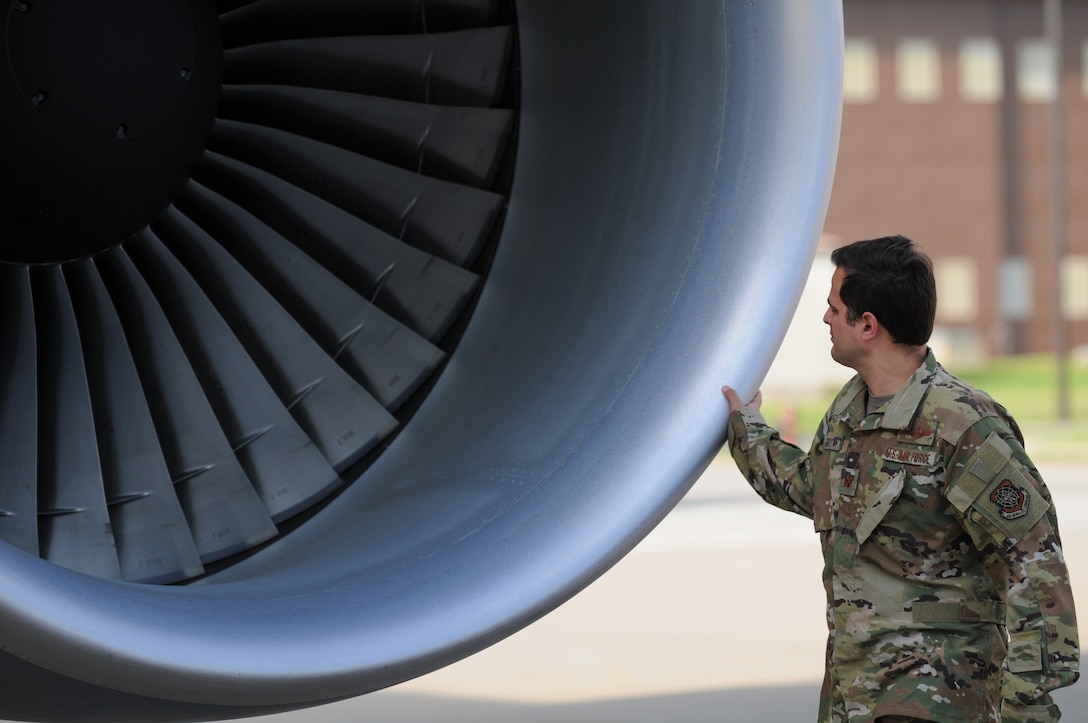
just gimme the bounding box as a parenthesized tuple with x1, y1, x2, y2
(721, 386, 762, 415)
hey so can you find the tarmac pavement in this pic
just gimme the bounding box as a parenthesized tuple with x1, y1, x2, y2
(253, 461, 1088, 722)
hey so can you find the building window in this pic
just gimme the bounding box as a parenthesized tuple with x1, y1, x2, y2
(1063, 256, 1088, 320)
(1082, 42, 1088, 98)
(1000, 256, 1033, 321)
(897, 37, 941, 103)
(935, 257, 979, 323)
(844, 38, 878, 103)
(959, 38, 1003, 102)
(1018, 39, 1056, 102)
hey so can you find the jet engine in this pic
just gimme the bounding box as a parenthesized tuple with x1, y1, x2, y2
(0, 0, 842, 720)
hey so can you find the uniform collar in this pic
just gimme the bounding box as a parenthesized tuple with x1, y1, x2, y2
(831, 349, 936, 431)
(881, 351, 935, 429)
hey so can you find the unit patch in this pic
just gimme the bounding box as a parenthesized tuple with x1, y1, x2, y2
(881, 446, 938, 467)
(990, 479, 1029, 520)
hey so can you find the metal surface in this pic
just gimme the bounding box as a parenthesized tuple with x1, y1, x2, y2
(0, 1, 842, 720)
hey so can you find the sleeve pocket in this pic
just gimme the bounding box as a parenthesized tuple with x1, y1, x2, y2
(946, 432, 1049, 545)
(1007, 630, 1045, 674)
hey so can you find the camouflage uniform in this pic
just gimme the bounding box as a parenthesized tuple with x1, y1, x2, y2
(726, 351, 1079, 722)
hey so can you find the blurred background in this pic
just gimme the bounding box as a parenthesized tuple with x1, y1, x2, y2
(765, 0, 1088, 460)
(248, 2, 1088, 720)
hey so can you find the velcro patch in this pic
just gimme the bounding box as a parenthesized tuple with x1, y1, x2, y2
(838, 451, 860, 497)
(881, 446, 938, 467)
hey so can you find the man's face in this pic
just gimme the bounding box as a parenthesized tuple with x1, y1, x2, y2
(822, 266, 861, 369)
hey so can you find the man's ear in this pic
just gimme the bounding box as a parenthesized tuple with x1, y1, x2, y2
(860, 311, 880, 341)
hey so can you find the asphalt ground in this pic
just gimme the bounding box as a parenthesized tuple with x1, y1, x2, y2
(251, 461, 1088, 723)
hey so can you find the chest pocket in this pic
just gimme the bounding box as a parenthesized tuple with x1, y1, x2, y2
(857, 438, 944, 541)
(824, 437, 940, 543)
(815, 456, 907, 544)
(854, 468, 907, 545)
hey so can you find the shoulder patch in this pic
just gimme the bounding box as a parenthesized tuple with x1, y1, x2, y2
(989, 479, 1030, 520)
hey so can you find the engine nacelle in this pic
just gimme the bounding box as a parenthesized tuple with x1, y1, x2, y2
(0, 1, 841, 719)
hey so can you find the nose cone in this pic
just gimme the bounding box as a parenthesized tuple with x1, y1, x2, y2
(1, 0, 222, 263)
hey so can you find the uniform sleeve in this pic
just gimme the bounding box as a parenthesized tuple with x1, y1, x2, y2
(725, 407, 817, 520)
(943, 417, 1080, 723)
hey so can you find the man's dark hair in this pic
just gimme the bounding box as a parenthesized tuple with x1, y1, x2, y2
(830, 235, 936, 346)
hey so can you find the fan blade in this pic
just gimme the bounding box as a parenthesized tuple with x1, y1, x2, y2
(177, 178, 445, 410)
(126, 229, 342, 523)
(153, 205, 399, 472)
(224, 26, 513, 107)
(64, 261, 204, 584)
(0, 0, 518, 592)
(31, 266, 121, 580)
(95, 249, 279, 565)
(209, 119, 503, 267)
(217, 85, 515, 188)
(0, 265, 38, 555)
(220, 0, 500, 47)
(194, 151, 478, 343)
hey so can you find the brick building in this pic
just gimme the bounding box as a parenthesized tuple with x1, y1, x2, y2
(826, 0, 1088, 357)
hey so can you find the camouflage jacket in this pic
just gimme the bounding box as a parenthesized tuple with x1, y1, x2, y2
(726, 351, 1079, 722)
